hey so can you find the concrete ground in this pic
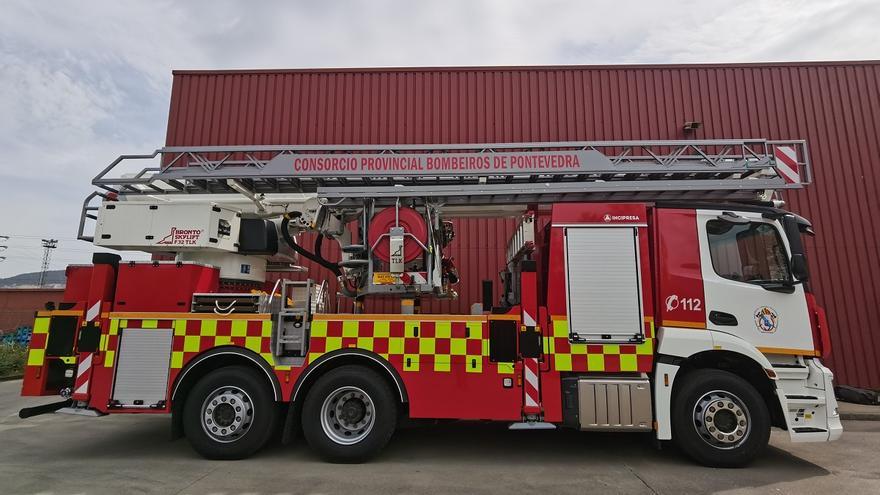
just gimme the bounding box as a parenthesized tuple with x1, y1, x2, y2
(1, 379, 879, 495)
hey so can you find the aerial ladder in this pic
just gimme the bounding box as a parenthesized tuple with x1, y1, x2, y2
(78, 138, 810, 305)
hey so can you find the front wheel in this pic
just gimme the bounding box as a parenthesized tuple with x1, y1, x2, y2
(672, 369, 771, 468)
(302, 365, 397, 462)
(182, 366, 278, 459)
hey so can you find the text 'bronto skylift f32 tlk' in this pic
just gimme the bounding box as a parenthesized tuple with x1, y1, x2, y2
(19, 139, 840, 467)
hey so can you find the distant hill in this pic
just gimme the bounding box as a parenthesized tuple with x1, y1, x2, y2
(0, 270, 66, 288)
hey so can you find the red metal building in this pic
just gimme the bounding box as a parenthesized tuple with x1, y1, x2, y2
(0, 288, 65, 332)
(163, 61, 880, 388)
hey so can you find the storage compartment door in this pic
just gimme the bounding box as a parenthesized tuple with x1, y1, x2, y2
(111, 328, 173, 407)
(565, 228, 643, 342)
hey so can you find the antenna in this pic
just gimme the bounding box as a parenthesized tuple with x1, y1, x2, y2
(39, 239, 58, 287)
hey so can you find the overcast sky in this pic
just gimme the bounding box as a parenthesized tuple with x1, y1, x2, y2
(0, 0, 878, 278)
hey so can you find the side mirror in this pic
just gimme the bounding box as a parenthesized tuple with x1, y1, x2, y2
(791, 254, 810, 282)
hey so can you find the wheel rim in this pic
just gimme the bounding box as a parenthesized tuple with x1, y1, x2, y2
(692, 389, 751, 450)
(200, 386, 254, 443)
(320, 386, 376, 445)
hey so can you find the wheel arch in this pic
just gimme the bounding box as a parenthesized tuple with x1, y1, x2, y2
(280, 348, 409, 445)
(655, 327, 787, 438)
(170, 346, 282, 439)
(672, 350, 786, 429)
(291, 348, 408, 405)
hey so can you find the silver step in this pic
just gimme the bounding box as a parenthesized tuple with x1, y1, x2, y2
(56, 407, 106, 417)
(509, 422, 557, 430)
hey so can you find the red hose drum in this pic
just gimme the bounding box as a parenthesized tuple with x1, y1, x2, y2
(368, 207, 428, 263)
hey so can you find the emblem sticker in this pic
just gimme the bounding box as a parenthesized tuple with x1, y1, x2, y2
(754, 306, 779, 333)
(156, 227, 203, 246)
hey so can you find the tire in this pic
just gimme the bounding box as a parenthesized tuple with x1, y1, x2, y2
(302, 365, 397, 463)
(672, 369, 771, 468)
(182, 366, 278, 460)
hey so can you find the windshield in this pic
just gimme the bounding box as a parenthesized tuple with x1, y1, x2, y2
(706, 220, 792, 285)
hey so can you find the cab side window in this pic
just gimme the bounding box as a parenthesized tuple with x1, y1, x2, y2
(706, 220, 791, 284)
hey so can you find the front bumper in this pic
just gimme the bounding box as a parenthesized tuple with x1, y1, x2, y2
(775, 358, 842, 442)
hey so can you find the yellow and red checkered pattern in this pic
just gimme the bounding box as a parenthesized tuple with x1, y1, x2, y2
(308, 317, 515, 374)
(548, 317, 654, 372)
(94, 314, 652, 376)
(101, 317, 287, 370)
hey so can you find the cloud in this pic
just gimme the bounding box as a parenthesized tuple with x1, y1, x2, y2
(0, 0, 877, 277)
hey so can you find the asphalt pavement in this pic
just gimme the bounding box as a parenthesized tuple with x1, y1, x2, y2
(1, 379, 878, 495)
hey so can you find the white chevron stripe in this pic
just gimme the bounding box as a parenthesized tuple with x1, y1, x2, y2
(74, 381, 89, 396)
(524, 361, 539, 389)
(77, 353, 92, 378)
(86, 301, 101, 322)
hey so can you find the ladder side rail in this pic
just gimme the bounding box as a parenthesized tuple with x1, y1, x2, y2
(89, 139, 810, 200)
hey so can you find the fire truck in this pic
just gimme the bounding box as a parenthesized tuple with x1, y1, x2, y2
(19, 139, 841, 467)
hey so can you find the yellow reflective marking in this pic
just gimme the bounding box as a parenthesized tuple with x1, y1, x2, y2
(588, 354, 605, 371)
(231, 320, 248, 337)
(554, 354, 572, 371)
(32, 318, 50, 334)
(403, 354, 419, 371)
(553, 319, 568, 337)
(434, 360, 451, 372)
(356, 337, 373, 350)
(173, 320, 187, 336)
(620, 354, 637, 371)
(201, 320, 217, 336)
(261, 320, 272, 337)
(373, 321, 390, 338)
(184, 336, 201, 352)
(99, 334, 107, 352)
(450, 338, 467, 355)
(310, 321, 328, 337)
(260, 352, 275, 366)
(27, 349, 45, 366)
(405, 321, 419, 338)
(388, 337, 404, 355)
(435, 320, 451, 339)
(325, 337, 342, 352)
(170, 352, 184, 369)
(141, 320, 158, 329)
(104, 350, 115, 367)
(466, 321, 482, 338)
(59, 356, 76, 364)
(245, 336, 262, 353)
(214, 335, 232, 346)
(342, 320, 359, 338)
(466, 355, 483, 373)
(496, 363, 515, 374)
(419, 338, 435, 355)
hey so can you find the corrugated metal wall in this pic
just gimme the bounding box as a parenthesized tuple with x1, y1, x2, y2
(165, 62, 880, 388)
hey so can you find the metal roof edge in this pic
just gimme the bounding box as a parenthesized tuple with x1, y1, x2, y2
(171, 60, 880, 76)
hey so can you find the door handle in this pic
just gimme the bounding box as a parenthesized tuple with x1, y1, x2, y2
(709, 311, 738, 326)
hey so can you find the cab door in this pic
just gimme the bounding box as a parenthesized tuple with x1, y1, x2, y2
(695, 209, 814, 353)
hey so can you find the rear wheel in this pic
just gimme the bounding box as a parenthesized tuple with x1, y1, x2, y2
(302, 365, 397, 462)
(672, 369, 771, 468)
(183, 366, 278, 459)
